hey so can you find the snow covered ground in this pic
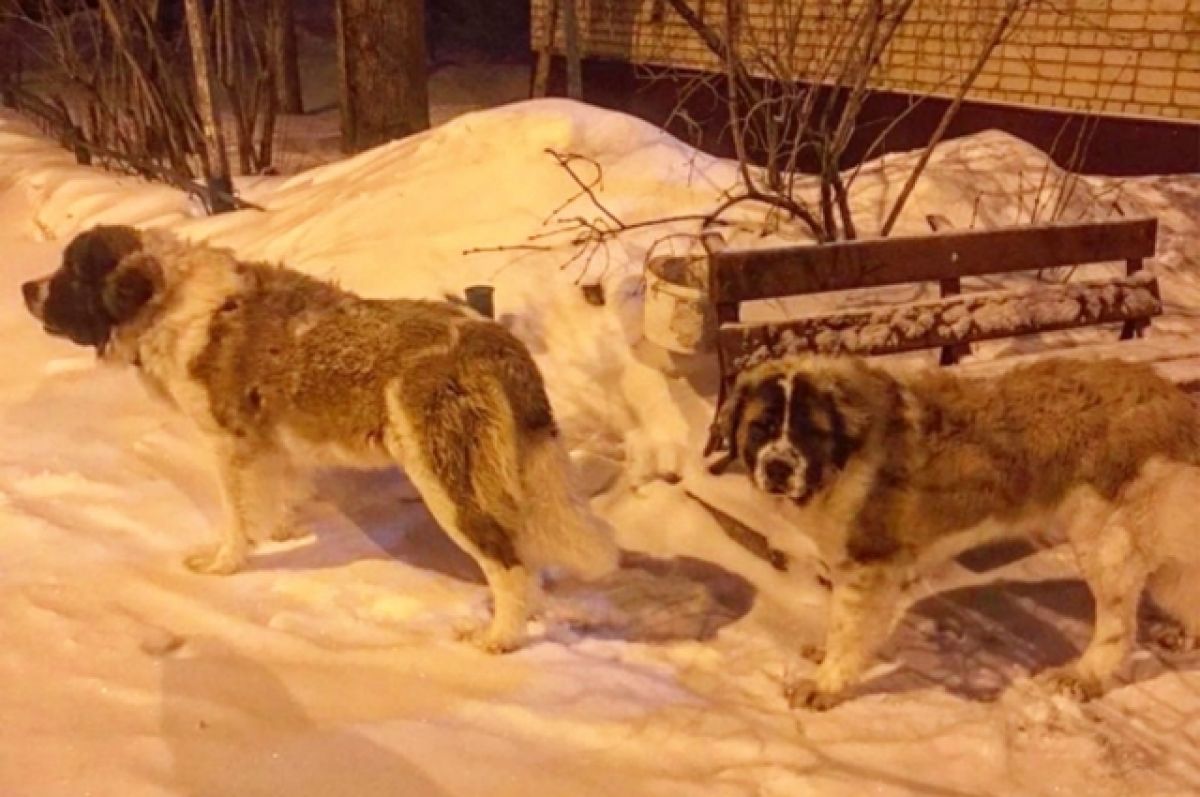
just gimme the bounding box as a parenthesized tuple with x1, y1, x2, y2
(3, 100, 1200, 796)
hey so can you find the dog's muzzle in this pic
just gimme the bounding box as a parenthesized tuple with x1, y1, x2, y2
(763, 458, 795, 493)
(755, 445, 811, 501)
(22, 278, 48, 321)
(754, 441, 819, 504)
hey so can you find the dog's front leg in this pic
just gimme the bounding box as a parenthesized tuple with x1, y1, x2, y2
(787, 563, 902, 711)
(185, 439, 262, 575)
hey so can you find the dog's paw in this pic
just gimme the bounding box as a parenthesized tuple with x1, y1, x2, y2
(1147, 618, 1196, 653)
(475, 635, 520, 655)
(269, 525, 308, 543)
(799, 643, 826, 665)
(1035, 666, 1103, 702)
(184, 546, 244, 576)
(454, 622, 521, 655)
(784, 679, 843, 711)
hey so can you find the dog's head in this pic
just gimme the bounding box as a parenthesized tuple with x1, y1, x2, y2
(22, 225, 162, 352)
(715, 357, 890, 502)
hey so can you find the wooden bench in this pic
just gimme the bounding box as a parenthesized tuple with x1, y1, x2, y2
(704, 217, 1179, 456)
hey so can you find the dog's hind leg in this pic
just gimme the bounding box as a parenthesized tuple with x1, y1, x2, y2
(1044, 493, 1148, 699)
(1145, 465, 1200, 651)
(1147, 563, 1200, 651)
(384, 383, 534, 652)
(397, 459, 535, 652)
(453, 502, 537, 653)
(471, 559, 536, 653)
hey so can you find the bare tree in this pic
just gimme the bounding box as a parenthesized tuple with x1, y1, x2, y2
(880, 0, 1027, 235)
(213, 0, 279, 173)
(335, 0, 429, 152)
(469, 0, 1041, 281)
(531, 0, 559, 98)
(2, 0, 273, 210)
(184, 0, 234, 211)
(267, 0, 303, 113)
(563, 0, 582, 99)
(660, 0, 1032, 242)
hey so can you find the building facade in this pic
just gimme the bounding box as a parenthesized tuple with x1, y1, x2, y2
(532, 0, 1200, 172)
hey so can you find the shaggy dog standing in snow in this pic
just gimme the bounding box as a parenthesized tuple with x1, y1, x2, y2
(21, 225, 617, 652)
(714, 354, 1200, 709)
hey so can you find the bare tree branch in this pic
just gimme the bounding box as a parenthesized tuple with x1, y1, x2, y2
(880, 0, 1028, 235)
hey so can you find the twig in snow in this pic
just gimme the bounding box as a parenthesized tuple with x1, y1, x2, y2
(466, 149, 735, 281)
(461, 243, 556, 256)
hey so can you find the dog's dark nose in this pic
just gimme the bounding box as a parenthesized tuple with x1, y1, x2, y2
(764, 459, 793, 490)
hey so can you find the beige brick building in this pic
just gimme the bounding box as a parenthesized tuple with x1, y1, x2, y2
(532, 0, 1200, 123)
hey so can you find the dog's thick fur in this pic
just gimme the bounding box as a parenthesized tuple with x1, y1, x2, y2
(22, 226, 618, 652)
(716, 354, 1200, 708)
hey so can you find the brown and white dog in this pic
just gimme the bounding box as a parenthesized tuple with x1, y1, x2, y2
(22, 225, 618, 652)
(714, 354, 1200, 709)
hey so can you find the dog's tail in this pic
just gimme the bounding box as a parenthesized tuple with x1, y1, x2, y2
(517, 433, 619, 581)
(463, 368, 618, 582)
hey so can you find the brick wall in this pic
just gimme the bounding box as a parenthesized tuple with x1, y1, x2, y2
(531, 0, 1200, 122)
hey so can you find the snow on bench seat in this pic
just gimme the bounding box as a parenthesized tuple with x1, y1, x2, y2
(720, 271, 1162, 372)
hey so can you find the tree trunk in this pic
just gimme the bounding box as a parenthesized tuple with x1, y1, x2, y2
(183, 0, 235, 213)
(531, 0, 559, 98)
(562, 0, 582, 99)
(335, 0, 429, 153)
(267, 0, 303, 114)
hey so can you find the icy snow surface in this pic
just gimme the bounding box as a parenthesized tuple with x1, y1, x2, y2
(3, 100, 1200, 796)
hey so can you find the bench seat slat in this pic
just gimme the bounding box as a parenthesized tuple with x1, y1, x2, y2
(718, 273, 1162, 372)
(711, 217, 1158, 303)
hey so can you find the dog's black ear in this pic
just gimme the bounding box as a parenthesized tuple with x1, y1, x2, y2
(824, 380, 871, 446)
(102, 253, 162, 323)
(826, 363, 900, 446)
(820, 388, 861, 470)
(712, 375, 753, 462)
(67, 226, 144, 282)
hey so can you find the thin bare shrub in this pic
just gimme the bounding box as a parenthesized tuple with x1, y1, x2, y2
(0, 0, 276, 212)
(657, 0, 1035, 241)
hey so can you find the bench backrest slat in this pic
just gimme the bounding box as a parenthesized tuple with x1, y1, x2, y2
(710, 217, 1158, 305)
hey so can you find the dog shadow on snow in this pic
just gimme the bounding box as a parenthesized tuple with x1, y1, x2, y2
(250, 468, 487, 584)
(546, 550, 757, 644)
(855, 540, 1200, 703)
(252, 469, 756, 645)
(160, 638, 452, 797)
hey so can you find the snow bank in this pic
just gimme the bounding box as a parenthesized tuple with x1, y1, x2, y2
(4, 101, 1200, 797)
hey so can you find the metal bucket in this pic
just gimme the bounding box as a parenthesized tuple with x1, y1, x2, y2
(463, 284, 495, 318)
(643, 254, 714, 354)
